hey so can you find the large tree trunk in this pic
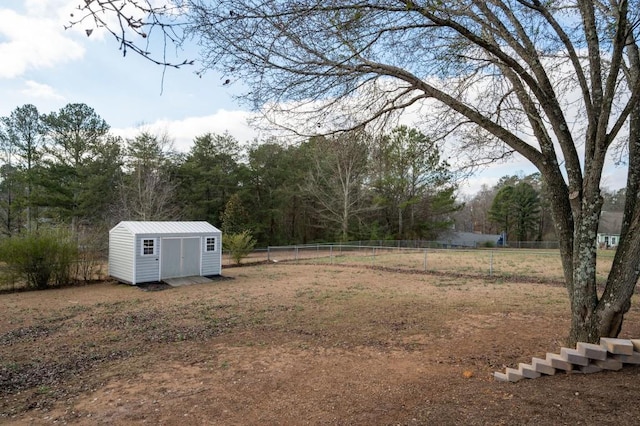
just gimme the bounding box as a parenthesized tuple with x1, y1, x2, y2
(582, 102, 640, 344)
(561, 106, 640, 346)
(567, 194, 602, 344)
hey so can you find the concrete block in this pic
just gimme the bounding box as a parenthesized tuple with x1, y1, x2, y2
(579, 363, 602, 374)
(505, 367, 524, 382)
(531, 357, 556, 375)
(600, 337, 634, 355)
(576, 342, 607, 360)
(593, 358, 623, 371)
(546, 353, 574, 371)
(560, 347, 589, 366)
(494, 371, 510, 382)
(518, 363, 541, 379)
(612, 351, 640, 364)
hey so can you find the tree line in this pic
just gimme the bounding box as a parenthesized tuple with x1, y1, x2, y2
(0, 103, 461, 249)
(4, 101, 626, 251)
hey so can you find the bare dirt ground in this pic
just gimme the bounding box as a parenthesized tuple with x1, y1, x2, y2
(2, 263, 640, 425)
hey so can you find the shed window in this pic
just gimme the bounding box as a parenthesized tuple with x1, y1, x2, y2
(142, 239, 156, 256)
(205, 237, 216, 252)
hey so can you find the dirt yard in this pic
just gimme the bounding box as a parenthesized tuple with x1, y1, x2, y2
(2, 263, 640, 425)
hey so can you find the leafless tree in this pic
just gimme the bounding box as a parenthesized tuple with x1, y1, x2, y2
(304, 131, 373, 241)
(115, 130, 181, 221)
(72, 0, 640, 345)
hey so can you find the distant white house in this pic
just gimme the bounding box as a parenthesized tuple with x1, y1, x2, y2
(597, 211, 623, 249)
(109, 221, 222, 285)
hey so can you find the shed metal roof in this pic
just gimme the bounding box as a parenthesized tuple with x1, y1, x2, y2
(114, 221, 221, 235)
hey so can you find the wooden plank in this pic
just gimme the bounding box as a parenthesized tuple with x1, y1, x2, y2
(593, 358, 623, 371)
(630, 339, 640, 352)
(600, 337, 634, 355)
(546, 353, 574, 371)
(612, 352, 640, 365)
(505, 367, 524, 382)
(531, 357, 556, 375)
(494, 371, 510, 382)
(518, 363, 541, 379)
(577, 342, 607, 360)
(560, 348, 589, 366)
(579, 363, 602, 374)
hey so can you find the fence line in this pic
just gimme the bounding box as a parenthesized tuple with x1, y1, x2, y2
(278, 239, 561, 250)
(239, 243, 614, 284)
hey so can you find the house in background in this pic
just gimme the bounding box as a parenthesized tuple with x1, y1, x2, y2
(597, 211, 623, 249)
(436, 231, 501, 248)
(109, 221, 222, 285)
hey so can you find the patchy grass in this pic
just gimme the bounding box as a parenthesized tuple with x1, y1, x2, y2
(2, 264, 640, 425)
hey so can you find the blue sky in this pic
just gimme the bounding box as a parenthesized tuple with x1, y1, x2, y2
(0, 0, 259, 150)
(0, 0, 628, 196)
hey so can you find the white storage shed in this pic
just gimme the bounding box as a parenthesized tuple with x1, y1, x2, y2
(109, 221, 222, 284)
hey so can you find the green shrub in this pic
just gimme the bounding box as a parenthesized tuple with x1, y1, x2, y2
(0, 230, 78, 289)
(222, 231, 256, 265)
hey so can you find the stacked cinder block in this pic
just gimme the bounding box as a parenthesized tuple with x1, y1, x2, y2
(494, 337, 640, 382)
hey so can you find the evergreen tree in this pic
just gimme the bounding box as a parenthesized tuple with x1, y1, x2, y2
(371, 126, 458, 239)
(176, 132, 245, 225)
(40, 103, 114, 230)
(489, 182, 541, 243)
(1, 105, 45, 231)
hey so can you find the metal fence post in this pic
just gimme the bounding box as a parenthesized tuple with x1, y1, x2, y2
(330, 245, 333, 265)
(267, 246, 270, 262)
(372, 247, 375, 266)
(489, 250, 494, 276)
(423, 248, 427, 271)
(295, 246, 299, 264)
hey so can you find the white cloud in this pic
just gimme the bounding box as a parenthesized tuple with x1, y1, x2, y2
(21, 80, 65, 100)
(0, 6, 85, 78)
(112, 110, 261, 152)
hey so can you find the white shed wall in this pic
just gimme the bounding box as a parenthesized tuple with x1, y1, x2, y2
(108, 225, 135, 284)
(201, 232, 222, 276)
(134, 234, 161, 284)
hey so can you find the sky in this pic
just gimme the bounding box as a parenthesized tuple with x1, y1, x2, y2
(0, 1, 259, 147)
(0, 0, 629, 197)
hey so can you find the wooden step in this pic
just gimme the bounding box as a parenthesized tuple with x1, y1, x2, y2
(494, 371, 510, 382)
(546, 352, 574, 371)
(560, 347, 589, 366)
(518, 363, 541, 379)
(599, 337, 634, 355)
(531, 357, 556, 375)
(505, 367, 524, 382)
(593, 358, 623, 371)
(494, 338, 640, 382)
(612, 351, 640, 364)
(579, 363, 602, 374)
(576, 342, 607, 360)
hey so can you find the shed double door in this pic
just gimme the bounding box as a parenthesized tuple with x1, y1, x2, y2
(161, 237, 200, 279)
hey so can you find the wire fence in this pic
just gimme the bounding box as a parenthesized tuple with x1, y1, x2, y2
(234, 243, 615, 284)
(310, 239, 561, 250)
